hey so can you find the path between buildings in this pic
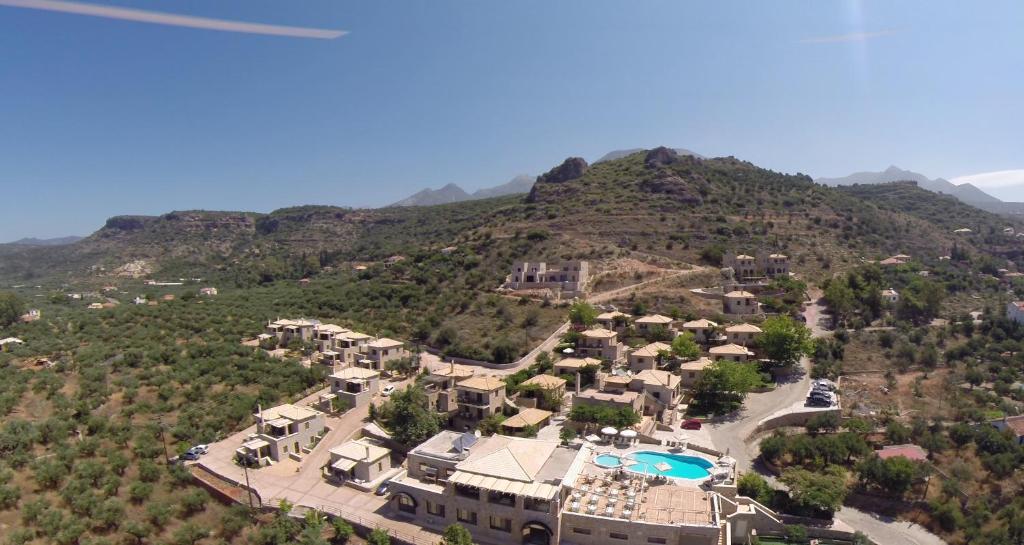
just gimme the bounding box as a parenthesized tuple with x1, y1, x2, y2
(586, 266, 708, 304)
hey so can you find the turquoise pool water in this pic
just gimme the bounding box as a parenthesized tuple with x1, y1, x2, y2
(596, 451, 713, 479)
(594, 454, 623, 467)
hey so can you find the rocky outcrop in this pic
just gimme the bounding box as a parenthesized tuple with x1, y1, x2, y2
(638, 172, 704, 205)
(528, 157, 589, 202)
(644, 146, 679, 169)
(536, 157, 588, 185)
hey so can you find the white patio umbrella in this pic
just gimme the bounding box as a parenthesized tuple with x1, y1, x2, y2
(601, 427, 619, 436)
(562, 347, 575, 354)
(619, 429, 638, 439)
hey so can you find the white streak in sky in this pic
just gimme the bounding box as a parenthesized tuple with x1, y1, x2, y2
(952, 170, 1024, 189)
(799, 30, 898, 44)
(0, 0, 346, 39)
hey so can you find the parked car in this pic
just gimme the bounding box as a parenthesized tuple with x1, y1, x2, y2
(681, 418, 703, 430)
(375, 480, 391, 496)
(806, 397, 832, 407)
(189, 444, 209, 455)
(179, 450, 200, 461)
(381, 385, 396, 397)
(813, 379, 837, 391)
(809, 391, 835, 402)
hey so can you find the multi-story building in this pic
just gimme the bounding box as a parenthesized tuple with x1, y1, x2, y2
(722, 251, 790, 281)
(577, 328, 626, 363)
(236, 403, 325, 464)
(508, 261, 591, 295)
(265, 319, 319, 346)
(634, 314, 676, 336)
(679, 357, 713, 387)
(627, 342, 672, 372)
(388, 432, 586, 545)
(326, 367, 381, 408)
(359, 338, 410, 371)
(424, 363, 476, 426)
(723, 291, 760, 315)
(595, 311, 631, 333)
(709, 343, 754, 362)
(724, 323, 762, 346)
(324, 439, 392, 484)
(680, 318, 719, 344)
(455, 376, 507, 427)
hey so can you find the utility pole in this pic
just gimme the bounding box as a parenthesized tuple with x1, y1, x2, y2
(157, 417, 170, 464)
(242, 462, 255, 513)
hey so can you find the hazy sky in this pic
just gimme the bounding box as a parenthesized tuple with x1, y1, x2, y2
(1, 0, 1022, 240)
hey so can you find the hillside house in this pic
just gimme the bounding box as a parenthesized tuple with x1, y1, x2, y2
(723, 251, 790, 281)
(723, 291, 759, 315)
(455, 376, 507, 428)
(709, 343, 754, 362)
(576, 328, 626, 363)
(327, 367, 381, 408)
(501, 407, 554, 435)
(724, 323, 762, 346)
(634, 314, 676, 336)
(425, 363, 476, 425)
(324, 439, 392, 484)
(237, 404, 326, 464)
(881, 288, 900, 304)
(630, 369, 683, 416)
(627, 342, 672, 372)
(360, 338, 410, 371)
(681, 318, 719, 344)
(508, 260, 590, 295)
(266, 319, 319, 345)
(595, 311, 631, 332)
(518, 374, 567, 410)
(1008, 302, 1024, 325)
(0, 337, 24, 352)
(992, 416, 1024, 445)
(679, 357, 714, 387)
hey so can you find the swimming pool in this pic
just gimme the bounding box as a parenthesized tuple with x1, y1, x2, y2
(598, 451, 713, 479)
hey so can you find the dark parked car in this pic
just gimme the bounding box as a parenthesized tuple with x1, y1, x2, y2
(806, 397, 832, 407)
(179, 450, 200, 461)
(375, 480, 391, 496)
(681, 418, 703, 430)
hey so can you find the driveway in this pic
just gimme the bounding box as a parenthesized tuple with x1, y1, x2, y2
(704, 296, 827, 470)
(836, 507, 947, 545)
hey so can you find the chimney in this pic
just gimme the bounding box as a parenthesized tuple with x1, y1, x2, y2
(576, 372, 581, 396)
(258, 403, 264, 430)
(365, 444, 371, 460)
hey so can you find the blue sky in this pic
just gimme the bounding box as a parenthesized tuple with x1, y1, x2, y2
(1, 0, 1022, 240)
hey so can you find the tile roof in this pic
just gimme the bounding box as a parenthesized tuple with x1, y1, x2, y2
(581, 328, 618, 338)
(521, 374, 566, 389)
(709, 343, 753, 356)
(458, 376, 506, 391)
(257, 403, 321, 422)
(682, 318, 718, 328)
(679, 357, 714, 371)
(502, 408, 553, 429)
(635, 314, 674, 324)
(367, 337, 404, 348)
(596, 311, 631, 320)
(633, 369, 680, 388)
(630, 342, 672, 359)
(430, 363, 476, 379)
(330, 439, 391, 462)
(455, 435, 559, 482)
(554, 357, 602, 369)
(724, 290, 756, 298)
(332, 367, 380, 380)
(725, 323, 762, 333)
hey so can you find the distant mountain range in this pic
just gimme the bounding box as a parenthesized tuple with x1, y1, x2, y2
(6, 235, 83, 246)
(390, 175, 535, 207)
(393, 148, 707, 207)
(816, 166, 1024, 216)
